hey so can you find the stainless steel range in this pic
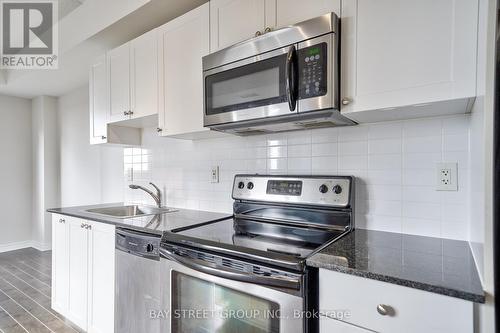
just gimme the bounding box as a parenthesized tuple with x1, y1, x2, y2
(160, 175, 354, 333)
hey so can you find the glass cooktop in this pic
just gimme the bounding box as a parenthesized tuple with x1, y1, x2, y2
(172, 217, 344, 260)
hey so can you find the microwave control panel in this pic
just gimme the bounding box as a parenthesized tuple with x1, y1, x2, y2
(298, 43, 327, 100)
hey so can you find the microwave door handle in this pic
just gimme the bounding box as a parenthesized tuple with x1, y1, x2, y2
(160, 248, 300, 290)
(285, 45, 298, 111)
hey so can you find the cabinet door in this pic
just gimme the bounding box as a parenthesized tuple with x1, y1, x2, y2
(210, 0, 273, 51)
(340, 0, 478, 118)
(87, 222, 115, 333)
(51, 214, 69, 315)
(275, 0, 340, 28)
(130, 29, 158, 119)
(158, 3, 210, 136)
(89, 55, 108, 144)
(107, 43, 131, 122)
(320, 316, 372, 333)
(67, 218, 89, 330)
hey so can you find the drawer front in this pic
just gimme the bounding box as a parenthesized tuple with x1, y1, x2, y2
(320, 315, 373, 333)
(319, 269, 473, 333)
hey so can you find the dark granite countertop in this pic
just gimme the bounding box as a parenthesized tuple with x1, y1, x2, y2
(307, 229, 485, 303)
(48, 203, 232, 235)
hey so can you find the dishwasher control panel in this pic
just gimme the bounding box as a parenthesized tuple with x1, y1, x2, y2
(116, 228, 161, 260)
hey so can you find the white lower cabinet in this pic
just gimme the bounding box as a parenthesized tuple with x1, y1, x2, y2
(51, 214, 115, 333)
(320, 316, 372, 333)
(319, 269, 473, 333)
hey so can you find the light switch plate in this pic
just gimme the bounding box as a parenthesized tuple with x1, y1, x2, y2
(210, 166, 219, 183)
(436, 163, 458, 191)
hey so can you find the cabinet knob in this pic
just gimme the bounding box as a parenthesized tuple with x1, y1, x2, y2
(157, 128, 162, 133)
(129, 111, 133, 115)
(123, 111, 128, 116)
(376, 304, 394, 316)
(341, 98, 352, 106)
(255, 30, 262, 37)
(101, 136, 107, 140)
(81, 223, 85, 228)
(264, 27, 272, 33)
(59, 219, 65, 224)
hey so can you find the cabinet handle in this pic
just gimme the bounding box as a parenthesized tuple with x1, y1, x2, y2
(129, 111, 134, 116)
(101, 136, 107, 140)
(264, 27, 272, 33)
(123, 111, 128, 116)
(59, 219, 65, 224)
(81, 223, 85, 228)
(157, 128, 162, 133)
(341, 98, 352, 106)
(255, 30, 262, 37)
(376, 304, 393, 316)
(88, 225, 92, 230)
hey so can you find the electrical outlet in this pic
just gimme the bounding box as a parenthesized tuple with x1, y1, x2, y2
(436, 163, 458, 191)
(210, 166, 219, 183)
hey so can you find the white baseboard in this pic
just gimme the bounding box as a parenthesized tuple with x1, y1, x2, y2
(0, 240, 52, 253)
(31, 241, 52, 252)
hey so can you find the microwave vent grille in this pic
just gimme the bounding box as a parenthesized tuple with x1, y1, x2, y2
(295, 121, 338, 129)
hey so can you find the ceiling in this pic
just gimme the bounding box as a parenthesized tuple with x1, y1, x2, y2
(0, 0, 206, 99)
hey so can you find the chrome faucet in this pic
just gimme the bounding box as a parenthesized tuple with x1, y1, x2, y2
(129, 182, 162, 208)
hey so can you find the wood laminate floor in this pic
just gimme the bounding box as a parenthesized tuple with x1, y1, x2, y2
(0, 248, 82, 333)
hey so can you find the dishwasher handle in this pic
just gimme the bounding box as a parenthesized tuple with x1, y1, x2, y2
(159, 247, 300, 290)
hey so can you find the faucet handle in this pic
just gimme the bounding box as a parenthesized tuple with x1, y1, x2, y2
(149, 182, 161, 193)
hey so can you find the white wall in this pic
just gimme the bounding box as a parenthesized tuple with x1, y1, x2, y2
(57, 85, 123, 206)
(32, 96, 59, 250)
(124, 114, 471, 240)
(469, 0, 497, 331)
(0, 94, 33, 250)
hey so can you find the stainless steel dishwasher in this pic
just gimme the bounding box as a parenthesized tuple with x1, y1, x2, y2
(115, 228, 161, 333)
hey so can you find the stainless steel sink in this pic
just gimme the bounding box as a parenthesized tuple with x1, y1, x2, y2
(85, 205, 176, 219)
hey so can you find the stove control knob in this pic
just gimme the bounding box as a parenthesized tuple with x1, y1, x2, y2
(238, 181, 245, 189)
(319, 184, 329, 194)
(332, 185, 343, 194)
(247, 182, 254, 190)
(146, 244, 154, 253)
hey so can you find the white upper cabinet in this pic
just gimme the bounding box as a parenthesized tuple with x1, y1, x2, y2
(107, 43, 131, 123)
(130, 29, 158, 119)
(275, 0, 340, 28)
(157, 3, 211, 138)
(340, 0, 478, 122)
(89, 55, 108, 145)
(210, 0, 274, 51)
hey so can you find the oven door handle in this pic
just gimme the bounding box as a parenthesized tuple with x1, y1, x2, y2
(285, 45, 298, 112)
(159, 248, 301, 290)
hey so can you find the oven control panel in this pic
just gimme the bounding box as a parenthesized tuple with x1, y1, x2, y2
(298, 43, 327, 100)
(233, 175, 352, 207)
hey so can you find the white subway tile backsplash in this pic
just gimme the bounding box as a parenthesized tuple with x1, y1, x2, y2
(368, 154, 402, 170)
(287, 144, 311, 157)
(403, 136, 442, 153)
(311, 142, 338, 156)
(311, 128, 337, 143)
(368, 139, 402, 154)
(267, 146, 287, 158)
(124, 115, 471, 240)
(339, 141, 368, 155)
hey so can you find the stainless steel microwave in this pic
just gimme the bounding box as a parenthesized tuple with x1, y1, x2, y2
(202, 13, 355, 135)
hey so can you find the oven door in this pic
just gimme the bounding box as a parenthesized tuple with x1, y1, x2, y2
(203, 45, 299, 127)
(159, 248, 304, 333)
